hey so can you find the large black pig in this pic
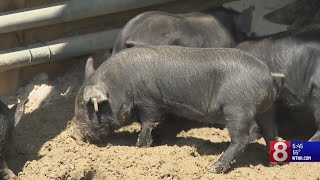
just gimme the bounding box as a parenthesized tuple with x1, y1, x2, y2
(0, 98, 27, 179)
(72, 46, 283, 173)
(236, 25, 320, 141)
(112, 6, 254, 54)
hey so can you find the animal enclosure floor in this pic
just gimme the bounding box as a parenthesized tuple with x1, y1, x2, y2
(2, 55, 320, 180)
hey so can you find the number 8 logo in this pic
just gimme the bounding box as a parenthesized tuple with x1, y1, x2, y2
(273, 142, 288, 162)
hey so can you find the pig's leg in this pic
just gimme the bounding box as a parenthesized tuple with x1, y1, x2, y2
(306, 87, 320, 141)
(208, 106, 252, 174)
(136, 122, 157, 147)
(135, 109, 161, 147)
(0, 160, 17, 180)
(309, 97, 320, 142)
(255, 107, 280, 167)
(255, 107, 278, 151)
(309, 129, 320, 141)
(248, 122, 262, 142)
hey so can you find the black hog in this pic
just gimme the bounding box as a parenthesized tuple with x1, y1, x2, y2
(0, 98, 27, 179)
(236, 25, 320, 142)
(112, 6, 254, 54)
(73, 46, 283, 173)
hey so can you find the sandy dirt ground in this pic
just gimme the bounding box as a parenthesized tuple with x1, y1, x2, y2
(1, 52, 320, 180)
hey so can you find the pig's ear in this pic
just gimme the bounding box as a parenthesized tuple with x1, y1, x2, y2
(85, 56, 95, 79)
(263, 6, 292, 25)
(235, 5, 255, 34)
(13, 97, 28, 126)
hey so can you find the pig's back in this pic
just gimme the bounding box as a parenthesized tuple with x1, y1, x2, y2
(109, 46, 269, 75)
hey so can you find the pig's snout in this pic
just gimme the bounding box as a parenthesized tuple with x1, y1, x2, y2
(71, 127, 85, 141)
(71, 126, 103, 143)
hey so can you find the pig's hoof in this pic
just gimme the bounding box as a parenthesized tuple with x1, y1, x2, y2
(1, 168, 18, 180)
(276, 136, 285, 142)
(71, 133, 83, 142)
(135, 138, 153, 148)
(71, 128, 85, 141)
(268, 161, 287, 167)
(208, 162, 229, 174)
(268, 162, 278, 167)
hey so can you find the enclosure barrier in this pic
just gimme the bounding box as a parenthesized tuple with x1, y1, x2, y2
(0, 29, 120, 72)
(0, 0, 178, 71)
(0, 0, 175, 34)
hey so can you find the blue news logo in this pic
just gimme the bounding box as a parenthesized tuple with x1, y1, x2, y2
(270, 141, 320, 162)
